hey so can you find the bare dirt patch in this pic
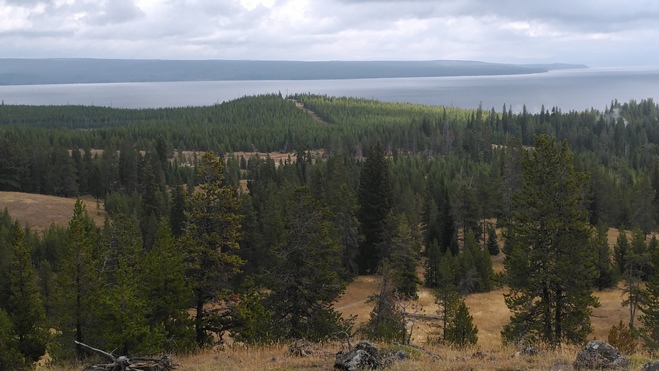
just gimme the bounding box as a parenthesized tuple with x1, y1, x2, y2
(0, 192, 105, 231)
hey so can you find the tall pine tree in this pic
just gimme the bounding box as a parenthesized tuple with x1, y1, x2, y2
(358, 142, 393, 274)
(181, 152, 244, 347)
(502, 135, 598, 347)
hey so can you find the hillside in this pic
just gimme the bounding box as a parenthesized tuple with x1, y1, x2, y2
(0, 192, 105, 231)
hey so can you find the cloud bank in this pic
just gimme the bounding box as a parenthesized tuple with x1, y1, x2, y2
(1, 0, 658, 66)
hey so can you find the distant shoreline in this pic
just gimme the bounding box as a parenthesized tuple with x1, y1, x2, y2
(0, 58, 587, 86)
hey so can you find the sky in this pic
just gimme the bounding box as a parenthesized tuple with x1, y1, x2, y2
(1, 0, 658, 66)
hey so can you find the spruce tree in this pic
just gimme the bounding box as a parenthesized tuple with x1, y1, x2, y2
(0, 308, 25, 370)
(445, 300, 478, 348)
(6, 223, 48, 364)
(640, 248, 659, 352)
(181, 152, 244, 347)
(382, 213, 421, 298)
(614, 227, 630, 276)
(99, 212, 164, 355)
(432, 252, 460, 344)
(361, 262, 405, 343)
(593, 226, 615, 291)
(142, 220, 193, 351)
(357, 142, 393, 274)
(502, 135, 598, 347)
(54, 199, 101, 359)
(487, 225, 499, 256)
(266, 187, 348, 341)
(424, 239, 442, 288)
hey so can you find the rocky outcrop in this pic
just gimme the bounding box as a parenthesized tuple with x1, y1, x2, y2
(573, 340, 630, 370)
(334, 341, 381, 370)
(643, 361, 659, 371)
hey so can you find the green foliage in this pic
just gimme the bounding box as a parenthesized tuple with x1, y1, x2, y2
(360, 263, 405, 343)
(608, 320, 637, 355)
(430, 252, 460, 345)
(98, 212, 166, 355)
(6, 223, 49, 364)
(381, 213, 421, 298)
(181, 152, 244, 347)
(445, 300, 478, 348)
(265, 187, 349, 341)
(230, 280, 276, 345)
(53, 199, 102, 360)
(486, 225, 499, 256)
(639, 249, 659, 353)
(502, 135, 598, 348)
(615, 227, 630, 276)
(358, 142, 394, 274)
(142, 220, 194, 352)
(593, 226, 616, 291)
(461, 229, 493, 293)
(0, 308, 26, 370)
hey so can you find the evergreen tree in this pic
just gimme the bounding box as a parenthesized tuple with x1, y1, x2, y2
(385, 213, 421, 298)
(53, 199, 101, 360)
(142, 221, 194, 351)
(361, 262, 405, 343)
(640, 248, 659, 352)
(422, 191, 441, 249)
(424, 239, 442, 288)
(445, 300, 478, 348)
(169, 175, 188, 238)
(180, 152, 244, 347)
(0, 308, 25, 370)
(432, 252, 460, 344)
(439, 186, 458, 255)
(357, 142, 393, 274)
(99, 212, 164, 355)
(139, 160, 162, 250)
(6, 223, 48, 364)
(487, 225, 500, 256)
(614, 227, 630, 276)
(502, 135, 598, 347)
(593, 226, 615, 291)
(266, 187, 348, 341)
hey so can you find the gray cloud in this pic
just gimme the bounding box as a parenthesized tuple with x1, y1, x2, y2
(0, 0, 657, 66)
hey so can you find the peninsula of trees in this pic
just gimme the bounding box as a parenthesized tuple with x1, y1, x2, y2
(0, 59, 587, 85)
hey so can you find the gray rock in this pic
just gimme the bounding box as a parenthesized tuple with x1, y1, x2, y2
(334, 341, 381, 370)
(381, 349, 408, 367)
(513, 345, 543, 357)
(573, 340, 630, 370)
(643, 361, 659, 371)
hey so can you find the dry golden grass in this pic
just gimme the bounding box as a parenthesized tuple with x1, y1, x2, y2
(0, 192, 105, 232)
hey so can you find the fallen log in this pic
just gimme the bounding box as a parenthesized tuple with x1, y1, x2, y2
(75, 341, 176, 371)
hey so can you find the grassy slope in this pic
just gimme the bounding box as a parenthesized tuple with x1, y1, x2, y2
(0, 191, 105, 231)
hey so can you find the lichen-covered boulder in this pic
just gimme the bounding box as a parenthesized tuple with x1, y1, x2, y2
(334, 341, 381, 370)
(573, 340, 630, 370)
(643, 361, 659, 371)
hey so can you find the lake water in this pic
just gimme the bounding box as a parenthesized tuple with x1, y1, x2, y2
(0, 67, 658, 113)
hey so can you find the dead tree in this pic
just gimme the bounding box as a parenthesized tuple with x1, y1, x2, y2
(75, 341, 176, 371)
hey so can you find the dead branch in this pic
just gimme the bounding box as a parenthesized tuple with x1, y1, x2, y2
(76, 341, 176, 371)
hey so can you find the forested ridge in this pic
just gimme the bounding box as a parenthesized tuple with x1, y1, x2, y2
(1, 94, 659, 368)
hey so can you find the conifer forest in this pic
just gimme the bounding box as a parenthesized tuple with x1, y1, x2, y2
(2, 93, 659, 368)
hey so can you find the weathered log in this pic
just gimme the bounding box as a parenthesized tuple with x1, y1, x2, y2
(75, 341, 176, 371)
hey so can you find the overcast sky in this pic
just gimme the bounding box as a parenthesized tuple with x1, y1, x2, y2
(1, 0, 658, 66)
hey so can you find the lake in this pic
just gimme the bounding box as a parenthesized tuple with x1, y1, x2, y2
(0, 67, 658, 113)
